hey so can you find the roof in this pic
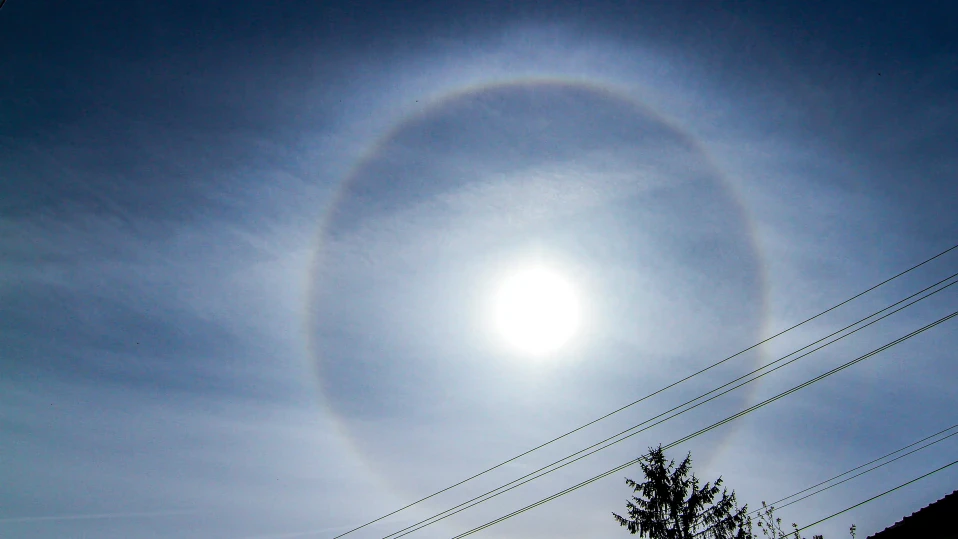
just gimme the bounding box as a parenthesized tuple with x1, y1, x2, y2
(866, 489, 958, 539)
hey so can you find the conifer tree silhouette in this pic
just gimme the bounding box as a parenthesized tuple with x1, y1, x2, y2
(614, 446, 752, 539)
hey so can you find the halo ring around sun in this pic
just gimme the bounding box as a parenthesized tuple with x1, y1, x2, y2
(305, 76, 768, 502)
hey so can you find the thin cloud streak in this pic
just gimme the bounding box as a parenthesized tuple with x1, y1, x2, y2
(0, 510, 197, 524)
(2, 3, 957, 539)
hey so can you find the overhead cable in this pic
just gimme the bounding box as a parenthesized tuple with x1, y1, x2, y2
(794, 458, 958, 535)
(332, 243, 958, 539)
(448, 309, 958, 539)
(385, 275, 958, 539)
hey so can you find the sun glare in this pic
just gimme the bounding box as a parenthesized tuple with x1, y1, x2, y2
(493, 266, 580, 357)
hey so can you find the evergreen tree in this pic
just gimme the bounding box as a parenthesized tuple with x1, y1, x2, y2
(613, 446, 752, 539)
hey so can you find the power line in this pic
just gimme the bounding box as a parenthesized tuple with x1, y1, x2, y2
(448, 309, 958, 539)
(386, 272, 958, 538)
(794, 458, 958, 535)
(687, 422, 958, 537)
(382, 274, 958, 539)
(769, 426, 958, 512)
(332, 242, 958, 539)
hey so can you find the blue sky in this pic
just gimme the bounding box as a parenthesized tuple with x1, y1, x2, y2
(2, 1, 957, 538)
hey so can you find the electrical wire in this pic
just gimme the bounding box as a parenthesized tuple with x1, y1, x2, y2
(770, 427, 958, 512)
(383, 274, 958, 539)
(331, 243, 958, 539)
(685, 422, 958, 536)
(448, 309, 958, 539)
(793, 458, 958, 534)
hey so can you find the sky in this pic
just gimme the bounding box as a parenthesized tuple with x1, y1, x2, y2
(1, 1, 957, 538)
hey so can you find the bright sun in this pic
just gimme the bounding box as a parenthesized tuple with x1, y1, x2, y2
(493, 266, 580, 357)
